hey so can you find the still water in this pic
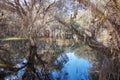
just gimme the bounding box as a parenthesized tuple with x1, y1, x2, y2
(52, 52, 92, 80)
(4, 52, 92, 80)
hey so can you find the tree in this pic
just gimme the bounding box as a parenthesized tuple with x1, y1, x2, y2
(56, 0, 120, 80)
(0, 0, 69, 79)
(1, 0, 120, 80)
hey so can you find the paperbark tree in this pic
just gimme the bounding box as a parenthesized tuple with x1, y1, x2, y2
(56, 0, 120, 80)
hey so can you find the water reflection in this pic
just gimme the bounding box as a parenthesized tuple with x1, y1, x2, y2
(52, 52, 92, 80)
(3, 52, 92, 80)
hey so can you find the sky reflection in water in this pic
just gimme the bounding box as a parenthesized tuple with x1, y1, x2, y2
(4, 52, 92, 80)
(52, 52, 92, 80)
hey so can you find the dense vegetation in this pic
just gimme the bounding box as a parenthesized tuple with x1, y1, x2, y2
(0, 0, 120, 80)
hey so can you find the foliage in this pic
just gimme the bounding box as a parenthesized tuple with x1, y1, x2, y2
(0, 0, 120, 80)
(55, 0, 120, 80)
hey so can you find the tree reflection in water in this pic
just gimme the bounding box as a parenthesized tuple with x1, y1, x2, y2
(51, 52, 92, 80)
(3, 52, 92, 80)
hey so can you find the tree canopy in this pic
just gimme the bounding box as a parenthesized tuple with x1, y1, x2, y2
(0, 0, 120, 80)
